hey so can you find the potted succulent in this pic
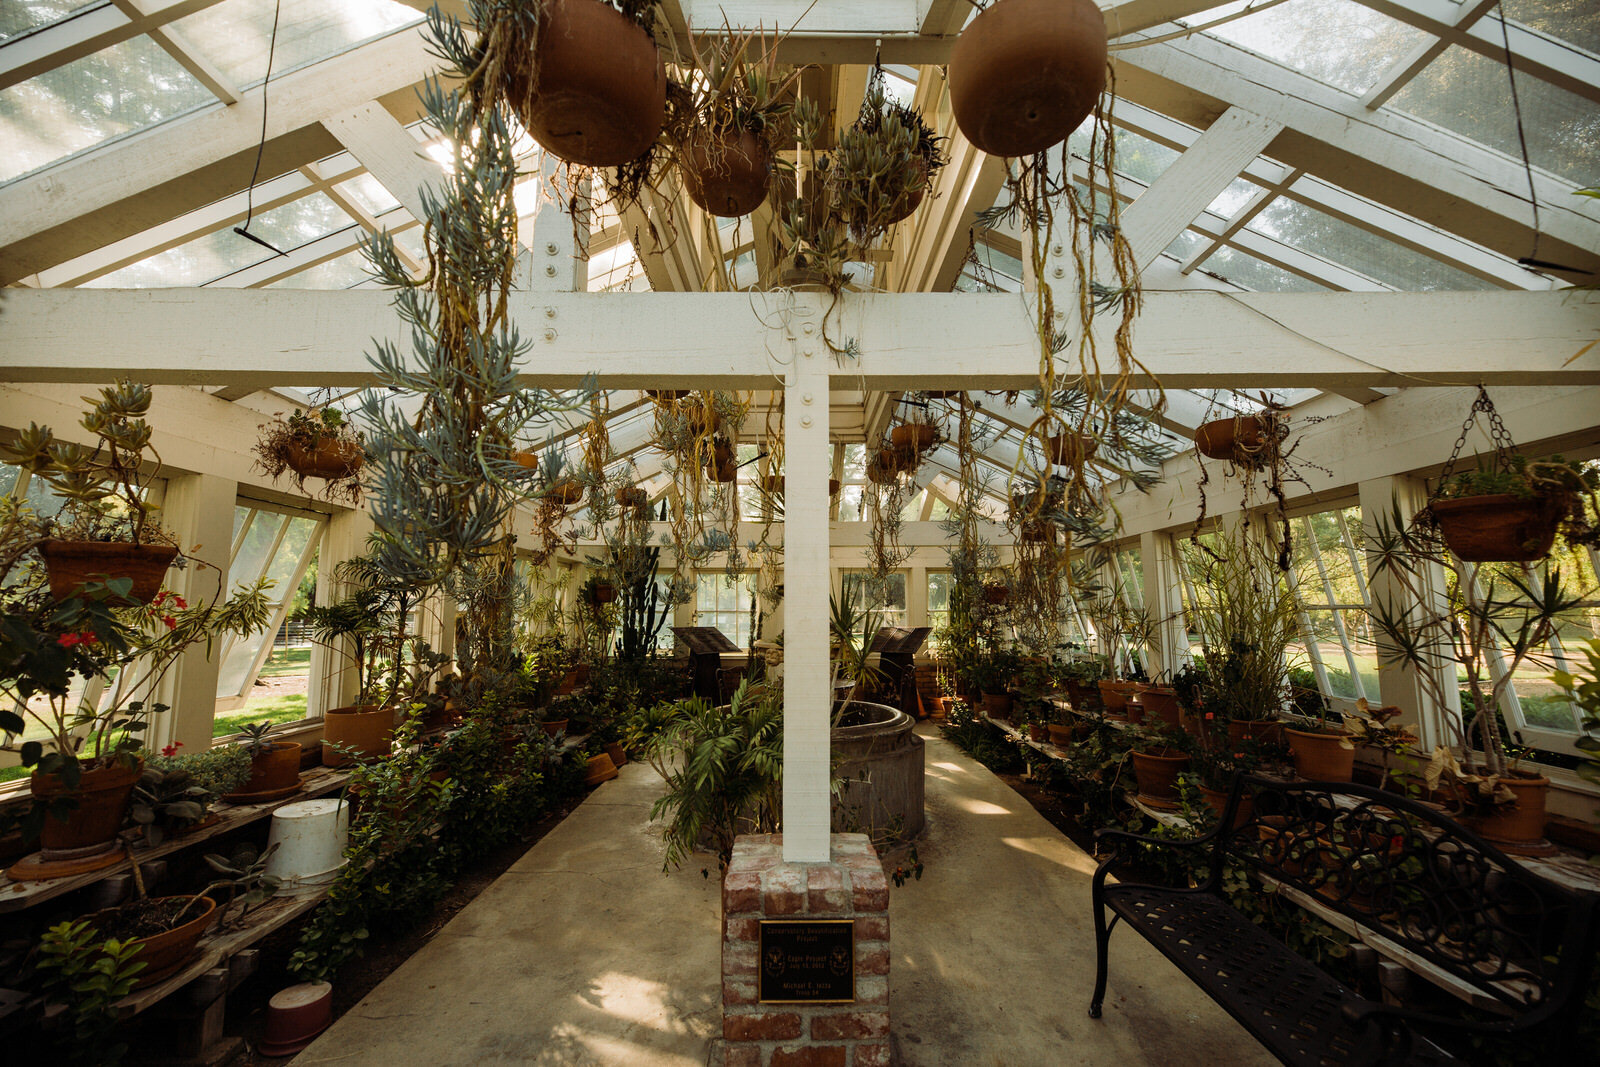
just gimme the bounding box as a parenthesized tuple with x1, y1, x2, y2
(1, 382, 180, 605)
(224, 722, 304, 802)
(1368, 497, 1587, 852)
(830, 76, 947, 243)
(676, 27, 799, 218)
(1425, 454, 1599, 563)
(947, 0, 1107, 159)
(253, 406, 365, 502)
(129, 743, 252, 844)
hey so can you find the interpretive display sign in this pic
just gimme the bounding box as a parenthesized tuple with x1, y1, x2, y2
(757, 919, 855, 1003)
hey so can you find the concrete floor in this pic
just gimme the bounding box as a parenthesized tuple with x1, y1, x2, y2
(293, 726, 1271, 1066)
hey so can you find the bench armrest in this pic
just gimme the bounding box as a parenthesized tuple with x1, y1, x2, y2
(1092, 824, 1229, 894)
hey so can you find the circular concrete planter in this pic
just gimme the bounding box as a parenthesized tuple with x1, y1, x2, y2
(831, 700, 925, 843)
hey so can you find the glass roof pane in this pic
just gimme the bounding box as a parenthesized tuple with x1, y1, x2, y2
(0, 1, 102, 42)
(1206, 177, 1259, 217)
(0, 34, 214, 183)
(268, 250, 372, 289)
(1071, 126, 1179, 187)
(1186, 0, 1432, 95)
(1504, 0, 1599, 55)
(1249, 198, 1494, 291)
(171, 0, 423, 90)
(85, 193, 353, 286)
(338, 172, 401, 215)
(1390, 45, 1600, 186)
(1197, 245, 1328, 292)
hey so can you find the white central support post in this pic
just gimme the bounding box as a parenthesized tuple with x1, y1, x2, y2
(782, 297, 831, 863)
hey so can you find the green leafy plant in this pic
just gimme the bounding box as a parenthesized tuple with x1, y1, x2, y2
(252, 406, 365, 503)
(1435, 454, 1599, 549)
(1553, 637, 1600, 786)
(199, 842, 283, 927)
(34, 919, 146, 1066)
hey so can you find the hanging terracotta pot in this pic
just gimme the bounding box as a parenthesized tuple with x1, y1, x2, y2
(1131, 748, 1189, 810)
(866, 457, 899, 485)
(1194, 415, 1272, 461)
(1427, 494, 1560, 563)
(981, 583, 1010, 606)
(1019, 519, 1054, 544)
(890, 423, 936, 455)
(508, 0, 667, 167)
(593, 582, 617, 605)
(1286, 727, 1356, 782)
(38, 541, 178, 605)
(682, 126, 773, 218)
(645, 389, 689, 401)
(615, 485, 649, 509)
(708, 440, 737, 483)
(947, 0, 1108, 158)
(760, 475, 785, 496)
(546, 477, 585, 507)
(882, 155, 931, 225)
(284, 435, 363, 480)
(1045, 431, 1098, 467)
(828, 478, 842, 497)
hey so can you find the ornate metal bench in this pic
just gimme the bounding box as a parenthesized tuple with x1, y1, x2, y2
(1089, 775, 1598, 1066)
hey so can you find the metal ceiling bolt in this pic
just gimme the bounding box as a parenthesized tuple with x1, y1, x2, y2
(803, 323, 815, 335)
(545, 242, 559, 255)
(1052, 244, 1064, 255)
(545, 307, 557, 319)
(1052, 266, 1066, 279)
(544, 328, 557, 342)
(802, 393, 814, 405)
(545, 265, 557, 277)
(801, 416, 813, 427)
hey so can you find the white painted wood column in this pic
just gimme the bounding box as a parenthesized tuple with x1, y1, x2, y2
(523, 156, 589, 292)
(783, 298, 831, 863)
(307, 508, 375, 718)
(1140, 530, 1189, 680)
(1357, 475, 1458, 750)
(157, 472, 236, 752)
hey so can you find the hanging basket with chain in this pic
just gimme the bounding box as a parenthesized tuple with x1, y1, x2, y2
(1423, 386, 1599, 562)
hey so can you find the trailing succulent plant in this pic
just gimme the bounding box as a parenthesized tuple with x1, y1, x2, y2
(830, 76, 948, 246)
(253, 406, 365, 504)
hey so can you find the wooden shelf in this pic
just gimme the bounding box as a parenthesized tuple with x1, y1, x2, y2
(0, 766, 349, 914)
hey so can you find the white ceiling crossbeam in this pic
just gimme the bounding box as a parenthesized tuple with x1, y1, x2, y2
(110, 0, 239, 104)
(1114, 32, 1600, 277)
(320, 102, 444, 225)
(0, 0, 230, 90)
(1359, 0, 1498, 110)
(4, 289, 1595, 391)
(0, 26, 437, 285)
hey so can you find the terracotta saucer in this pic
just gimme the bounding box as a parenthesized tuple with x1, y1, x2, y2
(6, 843, 126, 882)
(222, 782, 303, 806)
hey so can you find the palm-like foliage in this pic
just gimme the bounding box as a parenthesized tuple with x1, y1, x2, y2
(644, 679, 783, 871)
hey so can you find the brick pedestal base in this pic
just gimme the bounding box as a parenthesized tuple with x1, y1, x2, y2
(721, 834, 890, 1067)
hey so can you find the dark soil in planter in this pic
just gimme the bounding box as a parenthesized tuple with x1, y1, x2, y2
(97, 895, 202, 941)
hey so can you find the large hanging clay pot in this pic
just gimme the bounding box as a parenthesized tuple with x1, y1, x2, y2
(1194, 415, 1272, 461)
(509, 0, 667, 167)
(947, 0, 1108, 158)
(39, 540, 178, 605)
(682, 127, 773, 218)
(284, 436, 363, 480)
(1428, 494, 1560, 563)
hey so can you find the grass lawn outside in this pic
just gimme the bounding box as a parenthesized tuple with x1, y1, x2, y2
(213, 695, 310, 739)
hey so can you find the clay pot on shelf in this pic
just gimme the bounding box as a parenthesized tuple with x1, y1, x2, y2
(1026, 723, 1050, 743)
(1227, 718, 1284, 746)
(1197, 784, 1255, 830)
(27, 757, 143, 861)
(540, 718, 570, 738)
(89, 895, 218, 988)
(224, 741, 303, 803)
(1194, 415, 1273, 461)
(1139, 687, 1183, 729)
(1285, 726, 1356, 782)
(947, 0, 1108, 159)
(682, 126, 773, 218)
(583, 752, 619, 786)
(1427, 495, 1561, 563)
(1131, 748, 1190, 811)
(1046, 723, 1075, 747)
(39, 540, 178, 605)
(507, 0, 667, 167)
(1463, 773, 1552, 854)
(321, 705, 394, 768)
(981, 692, 1013, 719)
(283, 435, 363, 480)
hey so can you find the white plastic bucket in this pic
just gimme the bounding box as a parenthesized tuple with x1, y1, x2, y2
(264, 798, 349, 893)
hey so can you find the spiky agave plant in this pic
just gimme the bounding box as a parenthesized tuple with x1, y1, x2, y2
(356, 6, 592, 692)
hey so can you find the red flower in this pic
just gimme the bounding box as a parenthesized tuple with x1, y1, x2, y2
(160, 741, 184, 757)
(162, 615, 176, 630)
(56, 631, 97, 648)
(1204, 712, 1214, 720)
(171, 595, 187, 609)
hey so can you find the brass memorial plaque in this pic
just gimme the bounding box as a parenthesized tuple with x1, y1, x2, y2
(757, 919, 855, 1003)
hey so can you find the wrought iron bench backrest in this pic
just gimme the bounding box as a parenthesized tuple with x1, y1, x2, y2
(1216, 775, 1597, 1016)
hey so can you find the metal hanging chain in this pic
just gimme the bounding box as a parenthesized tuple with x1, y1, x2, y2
(1435, 384, 1520, 492)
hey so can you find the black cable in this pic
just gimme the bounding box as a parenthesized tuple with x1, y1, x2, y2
(234, 0, 288, 257)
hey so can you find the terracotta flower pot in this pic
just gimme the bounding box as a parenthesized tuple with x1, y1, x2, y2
(509, 0, 667, 167)
(1027, 723, 1050, 743)
(1464, 773, 1551, 853)
(645, 389, 689, 401)
(1286, 727, 1356, 782)
(1139, 687, 1182, 728)
(593, 582, 617, 605)
(546, 477, 584, 507)
(1044, 431, 1098, 467)
(682, 126, 773, 217)
(760, 475, 785, 496)
(1198, 783, 1255, 830)
(38, 540, 178, 605)
(981, 692, 1013, 718)
(881, 155, 931, 225)
(947, 0, 1108, 158)
(1131, 748, 1190, 811)
(603, 742, 628, 767)
(583, 752, 619, 786)
(828, 478, 841, 497)
(90, 895, 218, 987)
(1428, 494, 1560, 563)
(1046, 723, 1074, 747)
(225, 741, 302, 801)
(283, 435, 363, 480)
(29, 757, 143, 857)
(615, 485, 649, 508)
(540, 718, 570, 738)
(258, 981, 334, 1057)
(1194, 415, 1273, 461)
(1227, 718, 1285, 746)
(321, 705, 394, 768)
(982, 583, 1010, 606)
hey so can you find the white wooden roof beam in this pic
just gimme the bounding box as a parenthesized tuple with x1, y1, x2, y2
(1115, 33, 1600, 276)
(0, 0, 229, 90)
(111, 0, 239, 104)
(320, 101, 444, 226)
(6, 289, 1595, 390)
(0, 26, 437, 284)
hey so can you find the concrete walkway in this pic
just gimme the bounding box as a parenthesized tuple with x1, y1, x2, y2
(294, 726, 1270, 1066)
